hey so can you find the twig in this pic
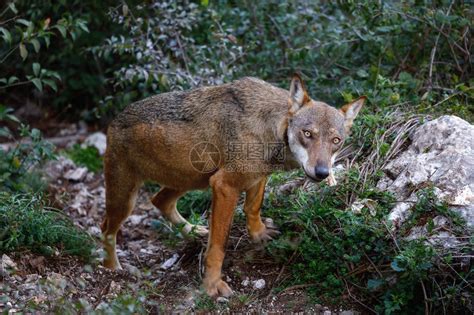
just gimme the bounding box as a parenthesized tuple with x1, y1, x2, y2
(343, 278, 377, 314)
(420, 280, 430, 315)
(265, 248, 298, 299)
(267, 14, 292, 49)
(276, 283, 316, 295)
(428, 1, 454, 90)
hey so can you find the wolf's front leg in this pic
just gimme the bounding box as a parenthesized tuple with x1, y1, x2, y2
(244, 177, 280, 242)
(203, 171, 240, 297)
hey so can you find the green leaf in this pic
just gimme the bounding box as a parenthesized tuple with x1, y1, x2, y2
(391, 260, 405, 272)
(16, 19, 32, 27)
(0, 78, 7, 84)
(31, 78, 43, 92)
(44, 36, 50, 48)
(7, 76, 19, 84)
(42, 79, 57, 92)
(32, 63, 41, 77)
(367, 279, 384, 291)
(0, 127, 12, 138)
(122, 4, 129, 17)
(0, 27, 12, 44)
(9, 3, 18, 14)
(55, 25, 67, 38)
(30, 38, 40, 53)
(6, 114, 20, 123)
(19, 43, 28, 60)
(357, 69, 369, 78)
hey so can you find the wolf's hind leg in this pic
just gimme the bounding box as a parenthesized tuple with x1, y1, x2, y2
(151, 187, 208, 236)
(102, 165, 140, 270)
(244, 177, 280, 242)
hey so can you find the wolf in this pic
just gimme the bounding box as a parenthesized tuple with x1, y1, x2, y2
(101, 74, 365, 297)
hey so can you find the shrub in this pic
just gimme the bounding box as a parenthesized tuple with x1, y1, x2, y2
(0, 106, 55, 193)
(0, 192, 95, 258)
(265, 177, 472, 313)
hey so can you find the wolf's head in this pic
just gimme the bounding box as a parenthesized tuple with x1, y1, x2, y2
(286, 74, 366, 182)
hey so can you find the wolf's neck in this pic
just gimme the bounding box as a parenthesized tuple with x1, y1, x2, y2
(272, 113, 300, 170)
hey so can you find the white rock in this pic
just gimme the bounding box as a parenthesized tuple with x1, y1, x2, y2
(433, 216, 449, 228)
(160, 254, 179, 270)
(122, 263, 141, 278)
(128, 214, 147, 225)
(350, 198, 377, 216)
(0, 254, 17, 275)
(241, 278, 250, 287)
(83, 132, 107, 155)
(88, 226, 102, 237)
(216, 297, 228, 303)
(252, 279, 265, 290)
(428, 231, 460, 248)
(64, 167, 89, 181)
(378, 116, 474, 228)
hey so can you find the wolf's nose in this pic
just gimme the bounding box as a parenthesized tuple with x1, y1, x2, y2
(314, 166, 329, 180)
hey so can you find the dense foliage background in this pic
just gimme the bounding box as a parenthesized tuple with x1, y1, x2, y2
(0, 0, 472, 313)
(1, 0, 472, 121)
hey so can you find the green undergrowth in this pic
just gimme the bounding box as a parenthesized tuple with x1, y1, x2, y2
(0, 110, 96, 260)
(64, 144, 103, 173)
(0, 192, 95, 259)
(264, 170, 472, 314)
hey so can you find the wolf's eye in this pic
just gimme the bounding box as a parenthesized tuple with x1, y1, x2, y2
(333, 137, 341, 144)
(303, 130, 312, 138)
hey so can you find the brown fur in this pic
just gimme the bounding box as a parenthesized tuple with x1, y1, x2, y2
(101, 74, 365, 297)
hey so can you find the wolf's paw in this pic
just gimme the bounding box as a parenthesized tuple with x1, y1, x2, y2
(204, 279, 233, 297)
(183, 224, 209, 237)
(249, 218, 280, 243)
(103, 257, 122, 270)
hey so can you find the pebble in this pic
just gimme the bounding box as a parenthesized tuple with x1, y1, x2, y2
(64, 167, 89, 181)
(252, 279, 266, 290)
(160, 254, 179, 270)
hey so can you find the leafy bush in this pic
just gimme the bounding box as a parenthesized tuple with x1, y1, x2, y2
(0, 193, 95, 258)
(265, 179, 472, 313)
(93, 0, 244, 116)
(1, 1, 471, 121)
(0, 109, 94, 259)
(0, 106, 55, 193)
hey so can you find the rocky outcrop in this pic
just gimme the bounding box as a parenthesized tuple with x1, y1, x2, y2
(377, 115, 474, 228)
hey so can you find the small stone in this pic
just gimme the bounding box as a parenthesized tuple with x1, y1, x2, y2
(252, 279, 265, 290)
(433, 216, 449, 227)
(241, 278, 250, 287)
(128, 214, 147, 225)
(83, 132, 107, 155)
(216, 297, 228, 303)
(160, 254, 179, 270)
(0, 254, 17, 276)
(123, 263, 141, 278)
(88, 226, 102, 237)
(64, 167, 89, 181)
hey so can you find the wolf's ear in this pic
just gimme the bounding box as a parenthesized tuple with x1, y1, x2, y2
(289, 73, 310, 113)
(340, 96, 366, 132)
